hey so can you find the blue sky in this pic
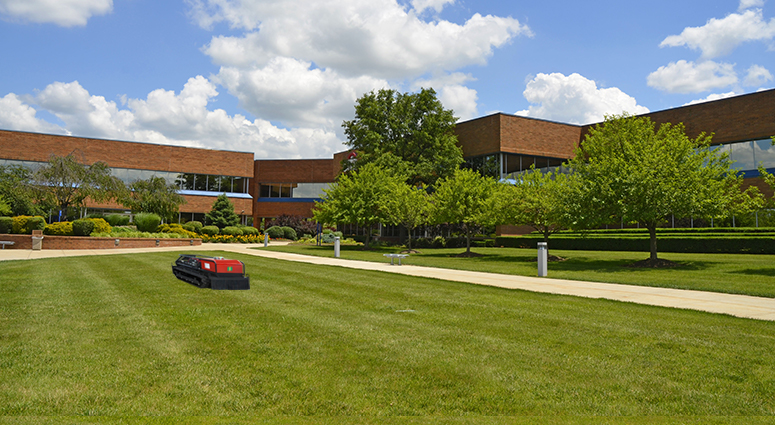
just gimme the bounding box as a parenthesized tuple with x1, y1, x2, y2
(0, 0, 773, 158)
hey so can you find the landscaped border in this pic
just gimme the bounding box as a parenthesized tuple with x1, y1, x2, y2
(0, 233, 201, 250)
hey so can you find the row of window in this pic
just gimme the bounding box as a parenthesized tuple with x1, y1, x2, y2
(258, 182, 330, 198)
(0, 160, 250, 194)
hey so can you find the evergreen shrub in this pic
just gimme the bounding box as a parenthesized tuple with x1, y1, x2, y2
(105, 214, 130, 226)
(44, 221, 74, 236)
(72, 219, 95, 236)
(182, 220, 203, 234)
(0, 217, 13, 234)
(222, 226, 244, 236)
(200, 225, 220, 236)
(85, 218, 111, 234)
(266, 226, 285, 239)
(134, 213, 161, 233)
(11, 216, 46, 234)
(281, 226, 297, 240)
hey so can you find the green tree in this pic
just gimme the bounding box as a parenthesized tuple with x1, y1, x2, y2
(205, 194, 240, 229)
(432, 167, 497, 255)
(756, 136, 775, 210)
(342, 88, 463, 186)
(383, 184, 431, 251)
(313, 163, 404, 249)
(565, 114, 761, 264)
(123, 176, 186, 222)
(0, 194, 11, 216)
(32, 153, 126, 220)
(491, 166, 568, 244)
(0, 165, 42, 216)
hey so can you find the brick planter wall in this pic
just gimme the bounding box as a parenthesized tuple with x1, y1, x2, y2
(0, 234, 201, 250)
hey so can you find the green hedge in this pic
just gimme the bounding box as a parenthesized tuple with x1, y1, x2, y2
(496, 235, 775, 254)
(105, 214, 130, 226)
(0, 216, 12, 234)
(200, 225, 219, 236)
(134, 213, 161, 233)
(72, 219, 95, 236)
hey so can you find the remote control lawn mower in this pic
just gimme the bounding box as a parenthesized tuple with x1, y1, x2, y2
(172, 254, 250, 290)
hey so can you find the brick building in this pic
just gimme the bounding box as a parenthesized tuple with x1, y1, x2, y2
(1, 88, 774, 227)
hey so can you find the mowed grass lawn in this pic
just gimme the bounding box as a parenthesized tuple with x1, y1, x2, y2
(266, 244, 775, 298)
(2, 251, 775, 419)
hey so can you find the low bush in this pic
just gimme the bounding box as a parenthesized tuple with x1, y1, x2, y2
(320, 231, 343, 244)
(85, 218, 111, 234)
(281, 226, 297, 241)
(86, 213, 105, 219)
(182, 221, 203, 234)
(200, 225, 220, 236)
(134, 213, 161, 233)
(267, 214, 317, 238)
(0, 216, 12, 234)
(495, 235, 775, 254)
(266, 226, 285, 239)
(105, 214, 130, 226)
(221, 226, 244, 236)
(44, 221, 74, 236)
(240, 226, 259, 236)
(72, 219, 96, 236)
(157, 223, 198, 238)
(11, 216, 46, 234)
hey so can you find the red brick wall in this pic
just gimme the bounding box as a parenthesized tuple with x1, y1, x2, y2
(579, 89, 775, 146)
(455, 114, 581, 159)
(254, 159, 335, 183)
(179, 195, 252, 216)
(0, 129, 254, 176)
(255, 202, 317, 219)
(0, 234, 201, 250)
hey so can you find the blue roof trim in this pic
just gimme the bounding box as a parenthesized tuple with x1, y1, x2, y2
(739, 167, 775, 178)
(257, 198, 322, 203)
(179, 190, 252, 199)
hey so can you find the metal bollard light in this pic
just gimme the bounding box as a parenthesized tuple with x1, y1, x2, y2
(537, 242, 548, 277)
(264, 233, 268, 247)
(334, 236, 340, 258)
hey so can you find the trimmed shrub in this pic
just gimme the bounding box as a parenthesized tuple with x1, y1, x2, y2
(44, 221, 74, 236)
(200, 225, 220, 236)
(11, 215, 46, 234)
(182, 220, 203, 234)
(134, 213, 161, 233)
(156, 223, 198, 238)
(268, 214, 318, 237)
(266, 226, 285, 239)
(86, 213, 105, 219)
(240, 226, 259, 236)
(72, 219, 95, 236)
(222, 226, 244, 236)
(281, 226, 297, 240)
(105, 214, 130, 226)
(85, 218, 111, 234)
(0, 216, 13, 234)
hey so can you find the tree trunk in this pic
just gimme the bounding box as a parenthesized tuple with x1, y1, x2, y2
(364, 225, 371, 249)
(406, 229, 413, 250)
(647, 222, 658, 261)
(465, 225, 472, 254)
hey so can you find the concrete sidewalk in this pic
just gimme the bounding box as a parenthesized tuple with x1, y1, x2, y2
(2, 244, 775, 322)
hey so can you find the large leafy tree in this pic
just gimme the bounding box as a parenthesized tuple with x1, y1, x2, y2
(205, 194, 240, 229)
(432, 167, 497, 255)
(0, 165, 43, 216)
(32, 153, 126, 220)
(565, 114, 761, 264)
(342, 88, 463, 186)
(490, 166, 568, 244)
(122, 176, 186, 223)
(313, 163, 405, 249)
(383, 184, 431, 252)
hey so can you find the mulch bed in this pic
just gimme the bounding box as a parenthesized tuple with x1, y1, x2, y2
(625, 258, 679, 268)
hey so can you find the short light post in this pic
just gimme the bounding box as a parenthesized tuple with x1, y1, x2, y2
(537, 242, 547, 277)
(264, 233, 268, 247)
(334, 236, 340, 258)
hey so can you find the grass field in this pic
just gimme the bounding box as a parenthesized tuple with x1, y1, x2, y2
(264, 244, 775, 298)
(1, 251, 775, 420)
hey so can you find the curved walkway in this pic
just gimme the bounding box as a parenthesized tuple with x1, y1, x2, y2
(2, 243, 775, 322)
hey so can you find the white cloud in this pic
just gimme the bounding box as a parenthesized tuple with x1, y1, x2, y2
(0, 0, 112, 27)
(739, 0, 765, 11)
(682, 91, 739, 106)
(646, 60, 738, 93)
(196, 0, 531, 79)
(516, 73, 649, 125)
(411, 0, 455, 14)
(0, 93, 65, 134)
(213, 57, 389, 130)
(744, 64, 774, 86)
(5, 79, 342, 159)
(659, 9, 775, 59)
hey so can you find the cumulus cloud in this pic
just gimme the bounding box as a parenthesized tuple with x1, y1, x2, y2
(516, 73, 649, 125)
(0, 79, 342, 159)
(0, 93, 66, 134)
(647, 60, 738, 93)
(0, 0, 112, 27)
(198, 0, 531, 79)
(683, 91, 740, 106)
(411, 0, 455, 14)
(411, 73, 478, 120)
(743, 64, 774, 86)
(659, 9, 775, 59)
(739, 0, 765, 11)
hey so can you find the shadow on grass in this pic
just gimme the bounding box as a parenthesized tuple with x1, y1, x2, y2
(729, 268, 775, 277)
